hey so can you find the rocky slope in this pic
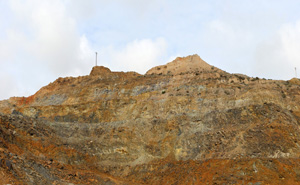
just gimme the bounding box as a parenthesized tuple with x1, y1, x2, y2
(1, 54, 300, 184)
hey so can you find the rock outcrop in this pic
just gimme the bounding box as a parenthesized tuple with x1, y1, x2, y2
(89, 66, 112, 76)
(146, 54, 220, 75)
(0, 54, 300, 184)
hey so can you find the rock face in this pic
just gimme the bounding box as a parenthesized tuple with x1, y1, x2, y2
(1, 54, 300, 184)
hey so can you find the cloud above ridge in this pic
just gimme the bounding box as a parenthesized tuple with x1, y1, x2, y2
(100, 38, 167, 74)
(254, 21, 300, 79)
(2, 0, 300, 100)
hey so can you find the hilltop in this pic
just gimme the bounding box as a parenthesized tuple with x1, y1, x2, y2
(1, 54, 300, 184)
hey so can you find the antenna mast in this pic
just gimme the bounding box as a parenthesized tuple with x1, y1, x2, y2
(296, 67, 297, 78)
(95, 52, 98, 66)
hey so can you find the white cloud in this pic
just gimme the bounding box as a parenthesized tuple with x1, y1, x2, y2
(0, 0, 168, 100)
(9, 0, 93, 76)
(0, 72, 18, 100)
(2, 0, 300, 100)
(7, 0, 94, 77)
(202, 19, 255, 74)
(206, 20, 254, 52)
(280, 22, 300, 67)
(101, 38, 168, 74)
(0, 0, 96, 100)
(254, 21, 300, 80)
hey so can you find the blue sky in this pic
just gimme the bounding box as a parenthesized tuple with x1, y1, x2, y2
(1, 0, 300, 100)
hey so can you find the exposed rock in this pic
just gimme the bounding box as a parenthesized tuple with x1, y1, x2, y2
(90, 66, 112, 76)
(146, 54, 221, 75)
(289, 78, 300, 85)
(0, 54, 300, 184)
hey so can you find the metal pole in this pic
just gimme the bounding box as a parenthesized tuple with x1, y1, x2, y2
(95, 52, 98, 66)
(296, 67, 297, 78)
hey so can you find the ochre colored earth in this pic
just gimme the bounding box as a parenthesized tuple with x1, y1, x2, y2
(1, 54, 300, 184)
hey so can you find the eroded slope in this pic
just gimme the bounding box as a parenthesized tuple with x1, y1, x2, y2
(0, 54, 300, 184)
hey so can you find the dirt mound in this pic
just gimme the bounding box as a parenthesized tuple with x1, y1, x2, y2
(90, 66, 112, 76)
(146, 54, 220, 75)
(289, 78, 300, 85)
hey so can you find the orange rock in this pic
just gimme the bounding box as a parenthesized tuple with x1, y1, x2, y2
(0, 54, 300, 184)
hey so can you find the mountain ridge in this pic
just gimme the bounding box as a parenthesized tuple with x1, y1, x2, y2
(0, 54, 300, 184)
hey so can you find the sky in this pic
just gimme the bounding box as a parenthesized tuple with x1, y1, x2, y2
(1, 0, 300, 100)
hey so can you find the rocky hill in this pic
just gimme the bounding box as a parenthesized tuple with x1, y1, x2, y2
(1, 54, 300, 184)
